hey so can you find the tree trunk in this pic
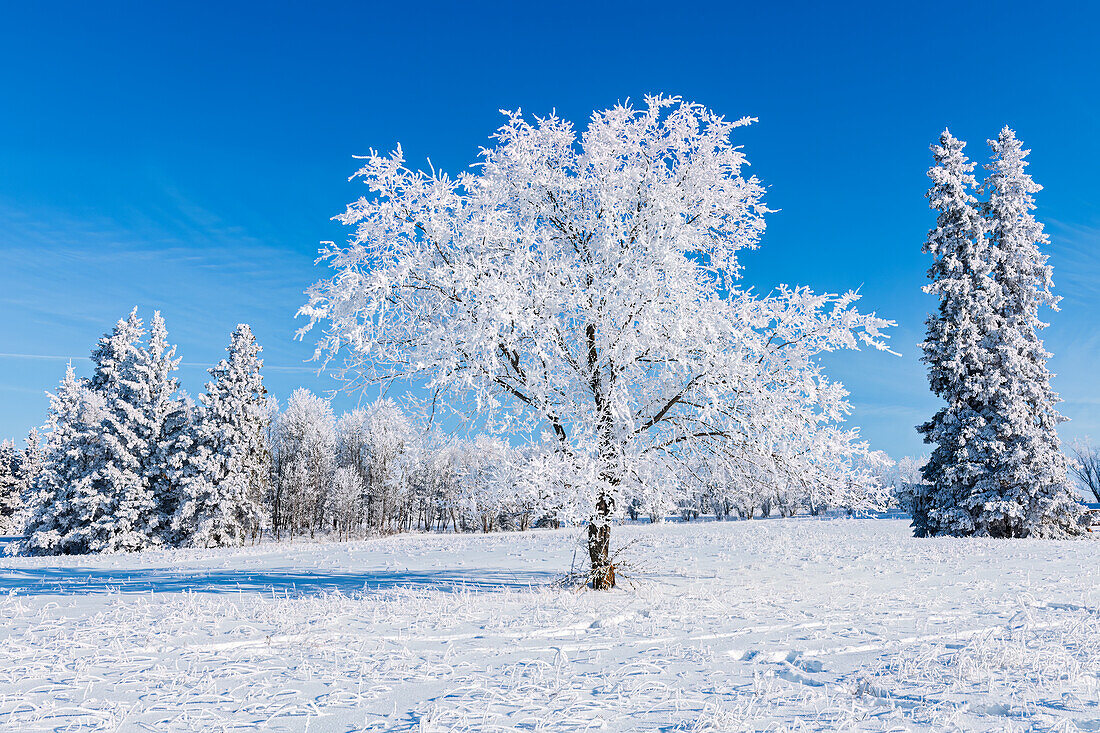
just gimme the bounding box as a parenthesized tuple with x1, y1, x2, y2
(586, 322, 618, 590)
(587, 490, 615, 589)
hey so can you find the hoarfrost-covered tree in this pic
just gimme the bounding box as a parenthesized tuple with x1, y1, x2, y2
(176, 324, 269, 547)
(300, 96, 892, 588)
(23, 366, 111, 555)
(17, 427, 45, 527)
(515, 442, 591, 529)
(455, 435, 515, 533)
(87, 309, 160, 552)
(360, 398, 417, 532)
(422, 438, 466, 531)
(916, 131, 1002, 537)
(0, 441, 20, 534)
(334, 407, 371, 530)
(1069, 439, 1100, 503)
(889, 455, 928, 515)
(976, 128, 1080, 537)
(918, 128, 1082, 538)
(128, 311, 192, 543)
(271, 388, 336, 537)
(327, 466, 364, 539)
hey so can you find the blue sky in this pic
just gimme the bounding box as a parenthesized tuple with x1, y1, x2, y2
(2, 1, 1098, 458)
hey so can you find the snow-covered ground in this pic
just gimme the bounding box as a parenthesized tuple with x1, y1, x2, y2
(1, 519, 1098, 732)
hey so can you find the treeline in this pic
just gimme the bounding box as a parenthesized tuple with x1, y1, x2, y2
(4, 309, 893, 556)
(267, 390, 585, 538)
(4, 309, 589, 555)
(269, 389, 902, 538)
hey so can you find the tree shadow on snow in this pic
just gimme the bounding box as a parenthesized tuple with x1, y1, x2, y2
(0, 565, 558, 598)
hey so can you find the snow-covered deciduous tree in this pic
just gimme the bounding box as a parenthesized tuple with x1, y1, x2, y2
(887, 455, 928, 515)
(333, 408, 371, 530)
(976, 128, 1080, 537)
(918, 128, 1082, 538)
(360, 398, 417, 532)
(271, 388, 336, 537)
(798, 434, 894, 516)
(420, 438, 466, 532)
(327, 466, 363, 539)
(175, 324, 270, 547)
(454, 435, 515, 533)
(22, 366, 111, 555)
(1069, 439, 1100, 503)
(514, 442, 591, 529)
(300, 96, 892, 587)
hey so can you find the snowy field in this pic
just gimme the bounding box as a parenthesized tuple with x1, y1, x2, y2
(1, 519, 1098, 732)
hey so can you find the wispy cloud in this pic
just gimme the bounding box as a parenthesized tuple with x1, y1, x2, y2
(0, 353, 319, 374)
(0, 353, 90, 362)
(850, 402, 928, 421)
(1048, 218, 1100, 307)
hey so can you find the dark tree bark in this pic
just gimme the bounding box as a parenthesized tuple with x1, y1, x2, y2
(587, 490, 615, 590)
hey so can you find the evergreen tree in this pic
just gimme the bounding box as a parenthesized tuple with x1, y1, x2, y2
(918, 128, 1083, 538)
(19, 427, 44, 500)
(175, 324, 269, 547)
(87, 309, 159, 552)
(7, 428, 45, 535)
(0, 441, 20, 534)
(158, 392, 198, 546)
(976, 127, 1081, 537)
(23, 366, 111, 555)
(129, 311, 192, 542)
(916, 130, 1001, 537)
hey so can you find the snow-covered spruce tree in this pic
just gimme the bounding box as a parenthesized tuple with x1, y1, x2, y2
(916, 131, 1003, 536)
(126, 311, 194, 544)
(974, 128, 1081, 536)
(175, 324, 269, 547)
(17, 427, 45, 525)
(300, 97, 892, 588)
(0, 441, 20, 535)
(157, 391, 198, 546)
(22, 366, 111, 555)
(86, 309, 161, 552)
